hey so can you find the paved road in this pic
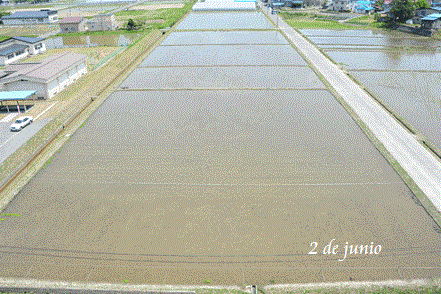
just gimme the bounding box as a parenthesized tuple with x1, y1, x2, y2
(0, 118, 51, 164)
(264, 8, 441, 210)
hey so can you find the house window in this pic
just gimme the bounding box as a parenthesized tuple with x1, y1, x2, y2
(35, 43, 43, 50)
(7, 54, 13, 59)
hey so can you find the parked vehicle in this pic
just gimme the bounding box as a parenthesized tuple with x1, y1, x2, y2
(10, 116, 33, 132)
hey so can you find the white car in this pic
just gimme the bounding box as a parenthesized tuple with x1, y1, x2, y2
(10, 116, 33, 132)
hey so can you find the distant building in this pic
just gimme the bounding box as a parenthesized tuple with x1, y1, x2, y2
(331, 0, 351, 11)
(1, 52, 87, 99)
(59, 16, 87, 33)
(0, 37, 46, 66)
(87, 14, 118, 31)
(421, 13, 441, 29)
(1, 9, 58, 26)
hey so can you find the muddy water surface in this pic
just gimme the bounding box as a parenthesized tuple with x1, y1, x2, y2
(0, 16, 440, 285)
(162, 31, 288, 45)
(140, 44, 307, 66)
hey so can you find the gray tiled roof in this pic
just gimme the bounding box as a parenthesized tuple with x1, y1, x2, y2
(2, 10, 57, 19)
(5, 52, 87, 82)
(11, 36, 45, 44)
(0, 44, 27, 56)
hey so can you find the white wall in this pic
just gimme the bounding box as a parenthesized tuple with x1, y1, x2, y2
(27, 42, 46, 55)
(46, 60, 87, 99)
(1, 50, 29, 66)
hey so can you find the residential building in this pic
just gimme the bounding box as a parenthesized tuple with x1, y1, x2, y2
(1, 9, 58, 25)
(413, 7, 441, 23)
(1, 52, 87, 99)
(421, 13, 441, 29)
(87, 13, 118, 31)
(331, 0, 351, 10)
(59, 16, 87, 33)
(0, 37, 46, 66)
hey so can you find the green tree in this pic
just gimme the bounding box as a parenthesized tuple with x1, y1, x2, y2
(415, 0, 430, 9)
(127, 18, 136, 30)
(390, 0, 415, 22)
(375, 0, 384, 9)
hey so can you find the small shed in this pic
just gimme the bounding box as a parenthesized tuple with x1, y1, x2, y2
(421, 13, 441, 29)
(0, 90, 36, 112)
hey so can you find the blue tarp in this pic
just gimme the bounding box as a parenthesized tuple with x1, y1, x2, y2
(422, 13, 441, 20)
(0, 91, 36, 101)
(355, 0, 373, 11)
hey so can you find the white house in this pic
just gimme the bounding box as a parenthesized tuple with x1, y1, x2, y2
(1, 52, 87, 99)
(0, 37, 46, 66)
(1, 9, 58, 25)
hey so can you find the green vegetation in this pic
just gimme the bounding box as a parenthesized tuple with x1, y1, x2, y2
(389, 0, 425, 22)
(116, 0, 196, 30)
(280, 12, 360, 29)
(346, 14, 390, 28)
(415, 0, 430, 9)
(1, 213, 21, 217)
(127, 18, 138, 30)
(0, 35, 10, 42)
(0, 11, 9, 24)
(280, 11, 390, 29)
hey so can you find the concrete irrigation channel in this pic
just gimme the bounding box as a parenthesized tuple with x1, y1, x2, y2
(0, 9, 441, 286)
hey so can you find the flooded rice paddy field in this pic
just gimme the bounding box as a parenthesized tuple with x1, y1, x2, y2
(175, 12, 275, 30)
(161, 30, 288, 45)
(0, 14, 441, 285)
(139, 45, 307, 67)
(301, 29, 441, 151)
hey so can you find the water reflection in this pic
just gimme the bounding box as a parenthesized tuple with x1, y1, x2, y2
(45, 34, 139, 48)
(304, 28, 441, 150)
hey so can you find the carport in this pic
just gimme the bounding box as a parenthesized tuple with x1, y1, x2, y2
(0, 90, 36, 113)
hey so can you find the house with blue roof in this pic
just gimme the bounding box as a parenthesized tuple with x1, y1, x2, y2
(353, 0, 374, 13)
(421, 13, 441, 28)
(0, 37, 46, 66)
(413, 6, 441, 23)
(1, 9, 57, 26)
